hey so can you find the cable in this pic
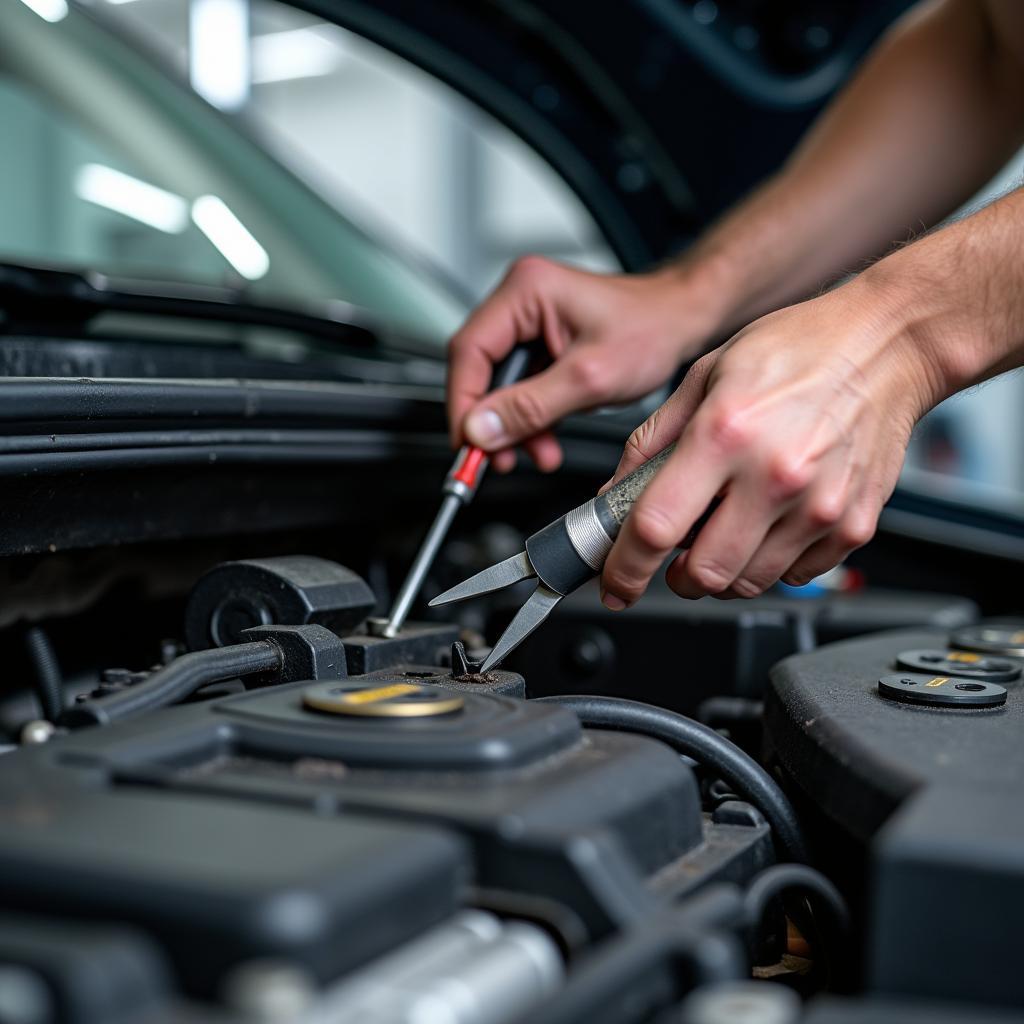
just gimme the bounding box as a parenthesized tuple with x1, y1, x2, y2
(61, 641, 281, 728)
(745, 864, 848, 932)
(24, 625, 63, 722)
(743, 863, 850, 985)
(534, 695, 808, 864)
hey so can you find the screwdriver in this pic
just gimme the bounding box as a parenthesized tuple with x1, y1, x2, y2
(377, 343, 537, 638)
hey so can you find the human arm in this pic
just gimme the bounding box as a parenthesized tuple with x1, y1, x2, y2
(600, 182, 1024, 608)
(447, 0, 1024, 469)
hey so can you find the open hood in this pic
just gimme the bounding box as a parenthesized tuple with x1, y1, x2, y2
(290, 0, 911, 270)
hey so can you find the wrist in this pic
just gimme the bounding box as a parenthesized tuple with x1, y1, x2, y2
(842, 260, 967, 420)
(646, 255, 737, 351)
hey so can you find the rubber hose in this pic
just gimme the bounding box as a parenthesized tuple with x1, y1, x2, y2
(535, 695, 808, 863)
(24, 625, 63, 722)
(744, 863, 850, 986)
(61, 641, 281, 728)
(743, 863, 849, 936)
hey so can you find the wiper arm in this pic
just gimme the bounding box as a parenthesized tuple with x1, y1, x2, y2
(0, 261, 378, 349)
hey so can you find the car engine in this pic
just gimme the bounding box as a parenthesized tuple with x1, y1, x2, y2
(0, 554, 1019, 1023)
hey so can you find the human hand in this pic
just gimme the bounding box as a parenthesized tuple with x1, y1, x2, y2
(598, 281, 938, 608)
(446, 256, 721, 473)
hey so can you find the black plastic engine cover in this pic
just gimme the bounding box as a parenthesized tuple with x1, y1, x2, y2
(765, 628, 1023, 840)
(766, 627, 1024, 1010)
(5, 676, 737, 961)
(0, 783, 464, 999)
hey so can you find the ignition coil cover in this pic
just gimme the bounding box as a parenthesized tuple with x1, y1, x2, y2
(895, 649, 1020, 682)
(878, 673, 1007, 709)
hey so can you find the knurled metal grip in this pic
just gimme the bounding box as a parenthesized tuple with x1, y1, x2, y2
(596, 443, 677, 527)
(525, 443, 678, 596)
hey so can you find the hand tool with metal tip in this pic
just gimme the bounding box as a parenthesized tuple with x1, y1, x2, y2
(431, 443, 715, 671)
(377, 343, 537, 638)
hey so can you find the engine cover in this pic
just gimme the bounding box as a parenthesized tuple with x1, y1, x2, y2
(766, 626, 1024, 1008)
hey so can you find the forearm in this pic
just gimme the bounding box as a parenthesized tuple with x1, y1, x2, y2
(664, 0, 1024, 338)
(854, 184, 1024, 414)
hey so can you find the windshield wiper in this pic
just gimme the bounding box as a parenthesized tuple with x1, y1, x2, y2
(0, 261, 378, 349)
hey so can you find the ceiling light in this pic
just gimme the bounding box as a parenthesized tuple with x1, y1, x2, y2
(75, 164, 189, 233)
(251, 27, 347, 85)
(17, 0, 69, 23)
(189, 0, 249, 111)
(191, 195, 269, 280)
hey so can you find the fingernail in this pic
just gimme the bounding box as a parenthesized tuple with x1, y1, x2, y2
(465, 409, 506, 447)
(601, 591, 627, 611)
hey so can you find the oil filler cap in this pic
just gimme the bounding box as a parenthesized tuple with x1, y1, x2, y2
(879, 673, 1007, 709)
(895, 648, 1021, 682)
(303, 681, 464, 718)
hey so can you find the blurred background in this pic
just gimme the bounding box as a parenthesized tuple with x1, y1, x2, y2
(4, 0, 1024, 512)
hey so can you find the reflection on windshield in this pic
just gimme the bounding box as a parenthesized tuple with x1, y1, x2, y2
(17, 0, 68, 24)
(76, 164, 189, 234)
(2, 0, 468, 344)
(75, 163, 271, 280)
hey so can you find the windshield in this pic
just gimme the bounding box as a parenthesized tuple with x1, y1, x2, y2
(0, 0, 470, 344)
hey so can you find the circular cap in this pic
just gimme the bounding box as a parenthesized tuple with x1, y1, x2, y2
(302, 680, 464, 718)
(896, 648, 1020, 682)
(950, 623, 1024, 657)
(878, 673, 1007, 709)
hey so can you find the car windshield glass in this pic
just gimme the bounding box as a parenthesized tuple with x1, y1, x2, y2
(2, 1, 615, 349)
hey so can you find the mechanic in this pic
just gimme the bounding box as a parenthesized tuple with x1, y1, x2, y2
(446, 0, 1024, 611)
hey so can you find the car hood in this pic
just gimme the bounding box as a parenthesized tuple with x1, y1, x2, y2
(291, 0, 910, 269)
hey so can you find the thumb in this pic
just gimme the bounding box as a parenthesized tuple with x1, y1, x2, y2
(605, 353, 716, 487)
(463, 351, 608, 450)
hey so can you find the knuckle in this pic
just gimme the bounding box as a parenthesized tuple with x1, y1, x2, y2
(630, 504, 679, 551)
(504, 386, 549, 433)
(568, 354, 611, 399)
(765, 454, 812, 498)
(838, 518, 875, 550)
(508, 254, 552, 287)
(624, 421, 658, 465)
(703, 403, 752, 452)
(806, 495, 844, 529)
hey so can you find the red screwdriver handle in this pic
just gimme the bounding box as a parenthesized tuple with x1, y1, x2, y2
(444, 341, 540, 501)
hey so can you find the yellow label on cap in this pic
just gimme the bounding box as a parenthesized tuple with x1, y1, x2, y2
(340, 683, 422, 705)
(925, 677, 949, 688)
(947, 652, 980, 663)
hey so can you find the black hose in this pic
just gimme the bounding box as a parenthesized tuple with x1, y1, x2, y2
(61, 641, 281, 729)
(529, 886, 746, 1024)
(743, 863, 850, 986)
(24, 625, 64, 722)
(744, 863, 849, 937)
(535, 695, 808, 864)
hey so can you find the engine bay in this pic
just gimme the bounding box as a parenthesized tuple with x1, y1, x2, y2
(0, 553, 1019, 1023)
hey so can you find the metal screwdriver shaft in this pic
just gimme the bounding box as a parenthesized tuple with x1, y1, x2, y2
(380, 343, 536, 638)
(381, 493, 461, 637)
